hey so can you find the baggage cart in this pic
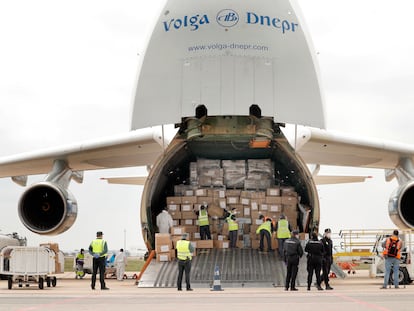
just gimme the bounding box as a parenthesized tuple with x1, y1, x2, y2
(0, 246, 60, 289)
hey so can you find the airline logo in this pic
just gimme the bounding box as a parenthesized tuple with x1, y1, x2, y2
(216, 9, 239, 28)
(162, 9, 298, 34)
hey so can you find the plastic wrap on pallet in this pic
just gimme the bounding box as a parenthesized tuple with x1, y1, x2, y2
(247, 159, 274, 179)
(197, 158, 221, 171)
(190, 162, 198, 181)
(223, 160, 246, 188)
(244, 178, 272, 190)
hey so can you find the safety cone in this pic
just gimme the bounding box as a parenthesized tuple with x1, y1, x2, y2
(211, 265, 224, 291)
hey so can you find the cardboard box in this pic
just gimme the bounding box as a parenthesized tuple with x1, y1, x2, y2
(266, 187, 281, 196)
(299, 233, 309, 240)
(244, 207, 251, 217)
(265, 196, 282, 204)
(182, 211, 197, 220)
(181, 204, 193, 211)
(250, 191, 266, 199)
(227, 196, 239, 204)
(172, 220, 179, 226)
(281, 196, 298, 205)
(251, 211, 262, 221)
(184, 189, 194, 196)
(195, 188, 208, 196)
(226, 189, 241, 197)
(166, 196, 182, 204)
(213, 189, 226, 198)
(269, 204, 282, 212)
(259, 204, 269, 211)
(156, 252, 171, 262)
(217, 235, 228, 241)
(196, 240, 214, 248)
(193, 232, 201, 240)
(170, 226, 186, 235)
(169, 211, 182, 220)
(197, 196, 213, 204)
(167, 204, 180, 211)
(181, 219, 194, 226)
(250, 200, 259, 210)
(240, 197, 250, 205)
(155, 233, 172, 253)
(214, 240, 229, 249)
(183, 225, 198, 233)
(181, 196, 197, 204)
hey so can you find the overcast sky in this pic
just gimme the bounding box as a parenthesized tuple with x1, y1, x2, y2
(0, 0, 413, 253)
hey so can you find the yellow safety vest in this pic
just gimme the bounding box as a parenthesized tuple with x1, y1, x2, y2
(176, 240, 192, 261)
(277, 219, 291, 239)
(227, 217, 238, 231)
(198, 209, 209, 226)
(256, 221, 272, 234)
(91, 239, 107, 257)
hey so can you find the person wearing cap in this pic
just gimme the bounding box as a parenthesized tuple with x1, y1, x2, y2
(195, 204, 211, 240)
(89, 231, 109, 290)
(275, 214, 292, 259)
(176, 233, 194, 291)
(321, 228, 334, 290)
(284, 230, 304, 291)
(156, 206, 174, 234)
(305, 232, 324, 291)
(381, 229, 403, 289)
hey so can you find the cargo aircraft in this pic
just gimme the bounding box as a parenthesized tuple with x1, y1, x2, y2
(1, 0, 414, 252)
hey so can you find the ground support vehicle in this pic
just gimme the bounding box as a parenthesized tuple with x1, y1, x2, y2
(0, 246, 61, 289)
(334, 229, 414, 285)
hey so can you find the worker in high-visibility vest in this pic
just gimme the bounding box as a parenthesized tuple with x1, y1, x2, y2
(88, 231, 109, 290)
(176, 234, 194, 291)
(75, 248, 85, 279)
(275, 214, 292, 259)
(256, 215, 273, 252)
(226, 214, 239, 248)
(195, 205, 211, 240)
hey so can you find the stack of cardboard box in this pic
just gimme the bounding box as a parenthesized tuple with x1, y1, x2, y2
(166, 187, 299, 250)
(162, 158, 303, 251)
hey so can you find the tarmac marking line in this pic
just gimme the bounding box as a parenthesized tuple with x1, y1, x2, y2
(332, 292, 391, 311)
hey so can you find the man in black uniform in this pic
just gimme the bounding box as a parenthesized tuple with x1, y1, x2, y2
(305, 232, 324, 291)
(321, 228, 334, 290)
(284, 230, 304, 291)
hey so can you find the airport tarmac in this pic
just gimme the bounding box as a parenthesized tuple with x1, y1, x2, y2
(0, 271, 413, 311)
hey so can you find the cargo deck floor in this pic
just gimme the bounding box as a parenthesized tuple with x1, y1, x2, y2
(138, 248, 311, 288)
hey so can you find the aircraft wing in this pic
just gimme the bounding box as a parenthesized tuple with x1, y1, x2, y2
(297, 127, 414, 169)
(0, 128, 166, 178)
(100, 176, 147, 185)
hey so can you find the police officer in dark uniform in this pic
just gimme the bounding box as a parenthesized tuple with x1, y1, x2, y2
(321, 228, 334, 290)
(284, 229, 304, 291)
(305, 232, 324, 291)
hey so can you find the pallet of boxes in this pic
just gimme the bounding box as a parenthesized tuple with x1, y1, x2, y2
(163, 158, 303, 253)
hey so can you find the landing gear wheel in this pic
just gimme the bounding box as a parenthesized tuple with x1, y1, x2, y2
(52, 277, 57, 287)
(46, 277, 51, 287)
(389, 267, 410, 285)
(8, 277, 12, 290)
(39, 277, 44, 289)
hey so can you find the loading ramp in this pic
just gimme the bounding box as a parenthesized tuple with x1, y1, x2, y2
(138, 248, 311, 288)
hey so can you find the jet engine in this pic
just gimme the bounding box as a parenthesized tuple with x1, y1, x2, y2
(18, 181, 77, 235)
(389, 181, 414, 229)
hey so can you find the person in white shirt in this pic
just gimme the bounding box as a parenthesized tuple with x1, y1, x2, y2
(114, 248, 127, 281)
(156, 207, 173, 234)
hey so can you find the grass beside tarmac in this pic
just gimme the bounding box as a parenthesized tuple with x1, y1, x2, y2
(64, 256, 145, 272)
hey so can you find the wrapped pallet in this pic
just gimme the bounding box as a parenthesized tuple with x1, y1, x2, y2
(222, 160, 246, 188)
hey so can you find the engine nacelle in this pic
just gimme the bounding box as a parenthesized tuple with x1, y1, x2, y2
(18, 182, 77, 235)
(389, 181, 414, 229)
